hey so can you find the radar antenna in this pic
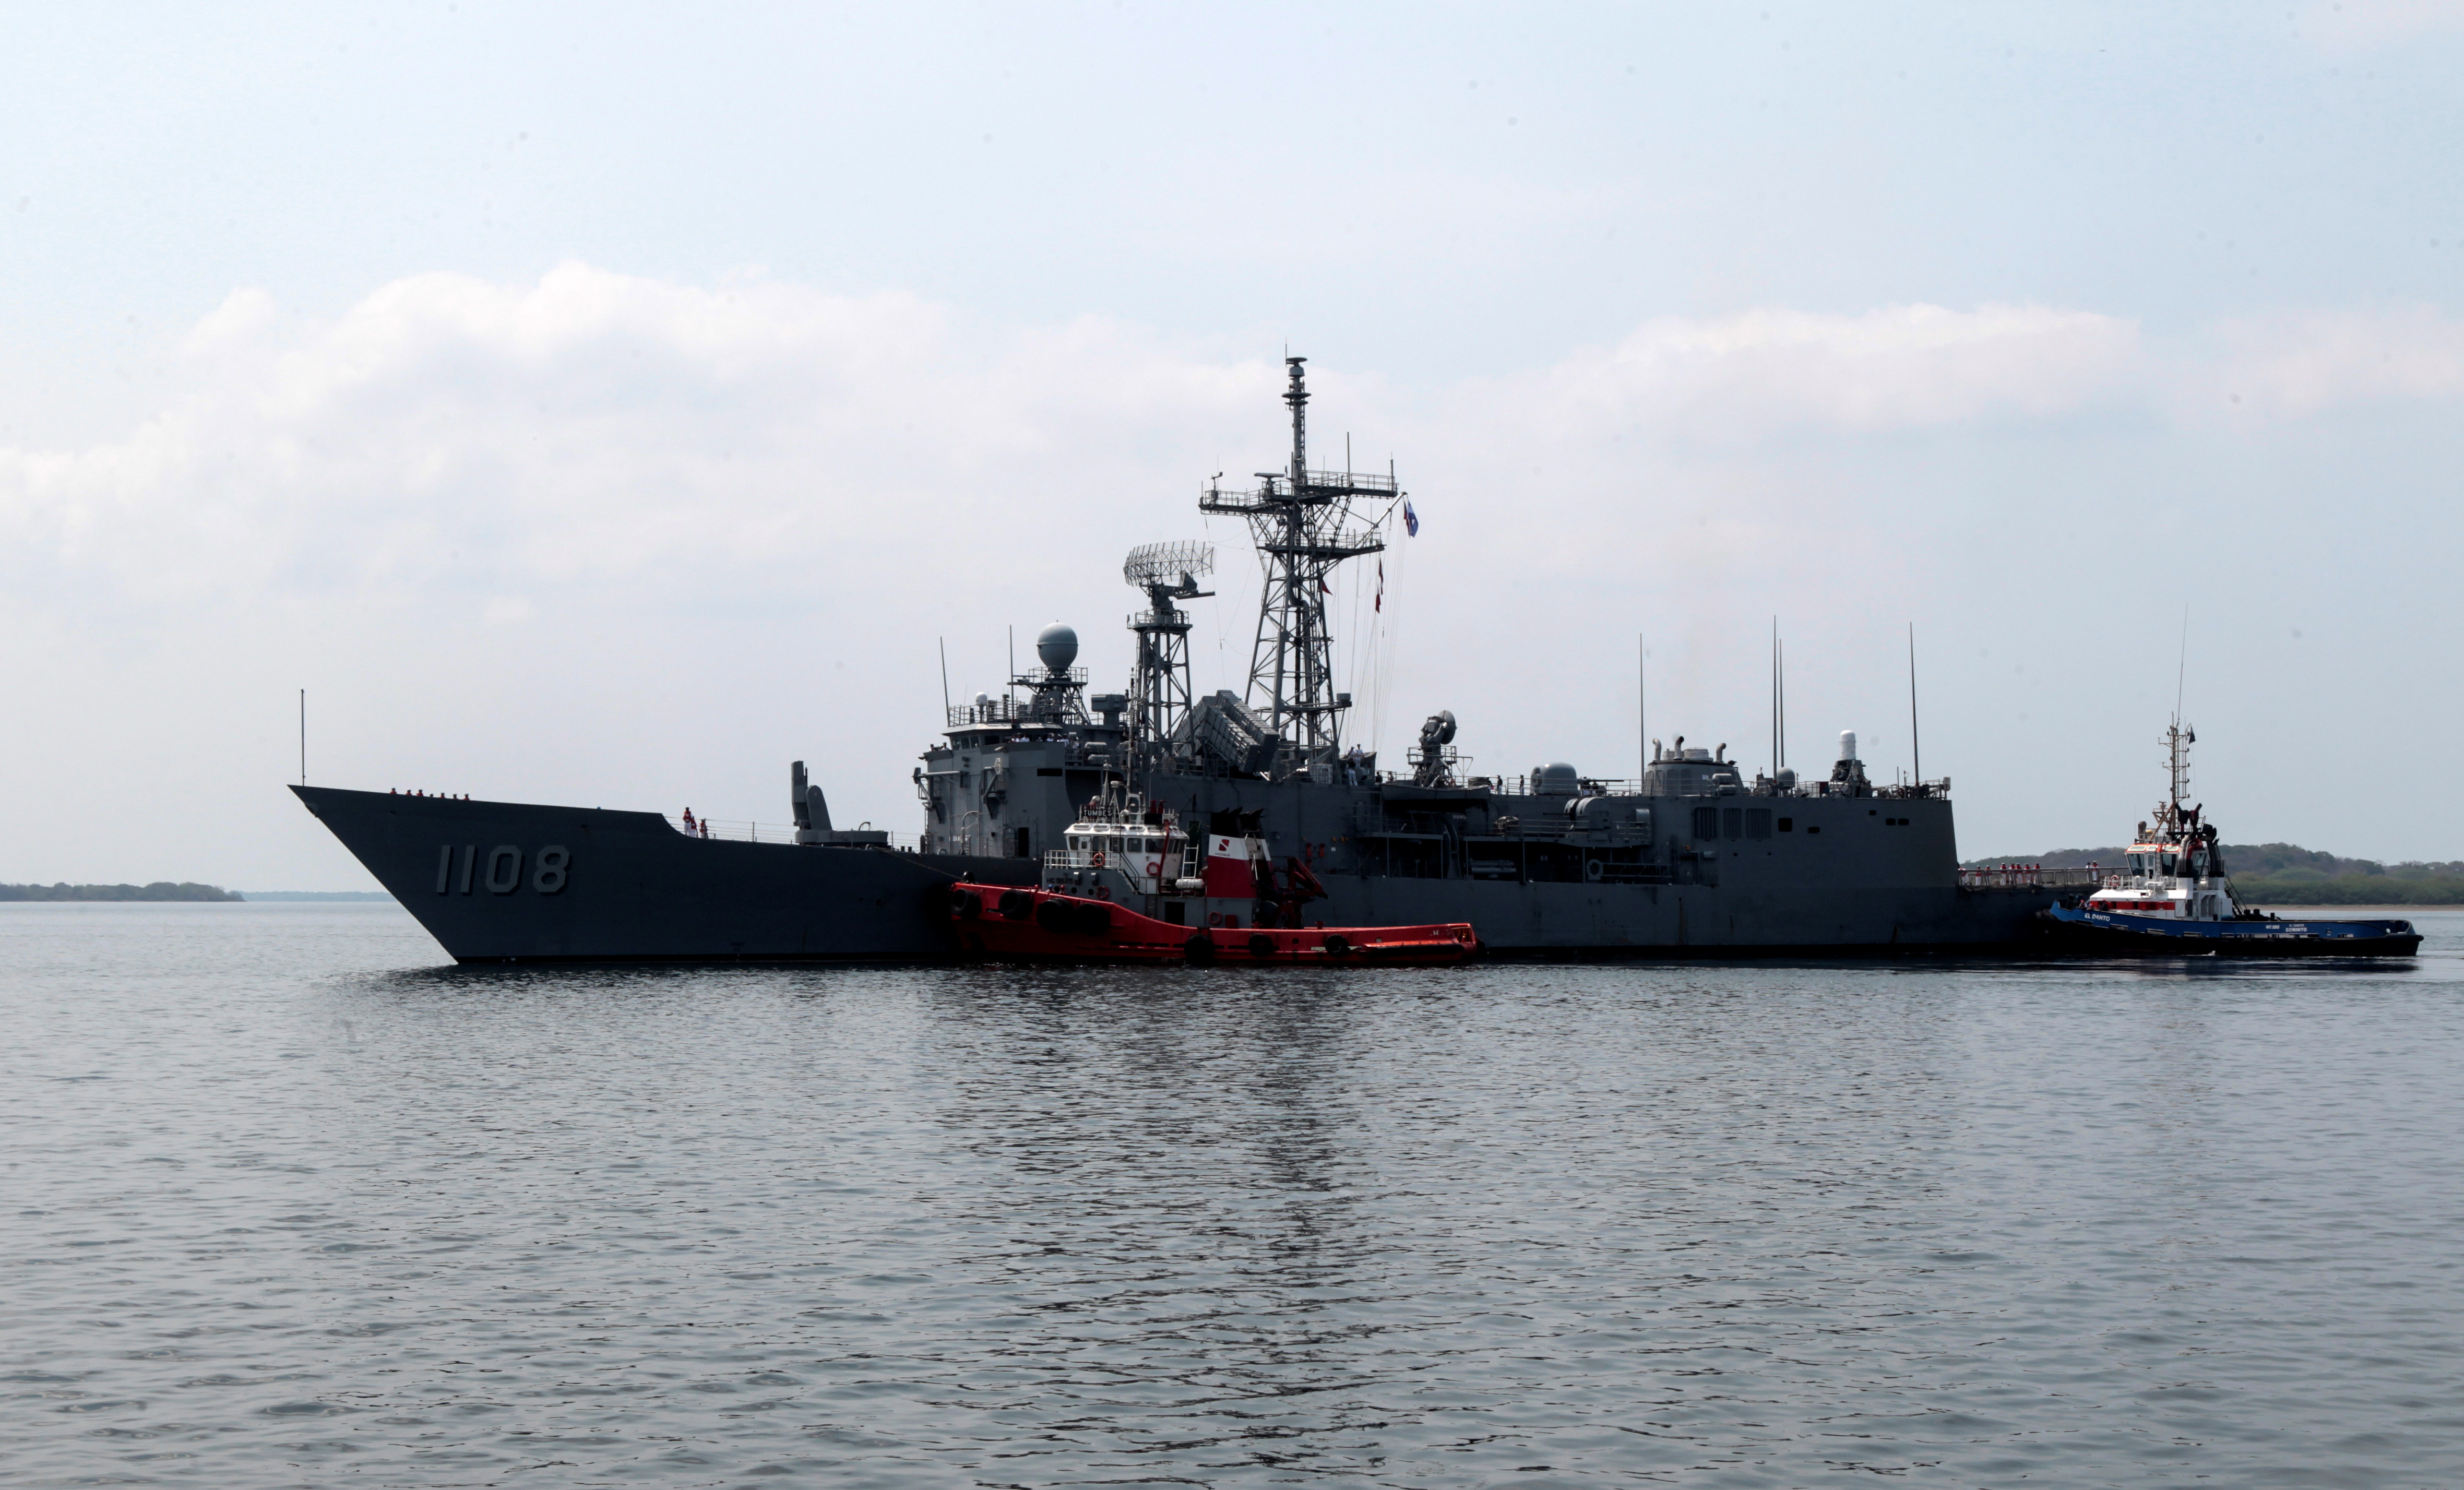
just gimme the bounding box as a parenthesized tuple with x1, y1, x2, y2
(1198, 357, 1391, 777)
(1123, 541, 1215, 779)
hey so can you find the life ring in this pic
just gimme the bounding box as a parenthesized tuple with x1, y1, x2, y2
(1584, 858, 1604, 883)
(1091, 850, 1106, 868)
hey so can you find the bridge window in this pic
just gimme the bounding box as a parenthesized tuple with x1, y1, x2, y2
(1778, 817, 1793, 832)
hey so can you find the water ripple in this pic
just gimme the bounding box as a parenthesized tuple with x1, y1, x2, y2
(4, 902, 2463, 1485)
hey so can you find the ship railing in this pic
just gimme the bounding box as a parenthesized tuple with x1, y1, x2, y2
(1292, 467, 1400, 496)
(1478, 775, 1640, 799)
(1044, 850, 1095, 872)
(669, 817, 919, 852)
(1257, 527, 1384, 558)
(948, 699, 1021, 728)
(1956, 864, 2113, 890)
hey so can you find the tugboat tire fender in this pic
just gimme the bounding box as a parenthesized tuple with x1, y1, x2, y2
(949, 887, 981, 920)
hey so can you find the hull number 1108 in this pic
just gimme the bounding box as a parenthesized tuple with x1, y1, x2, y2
(435, 844, 569, 895)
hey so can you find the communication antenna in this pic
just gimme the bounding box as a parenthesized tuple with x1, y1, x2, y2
(299, 688, 306, 786)
(1908, 624, 1921, 792)
(938, 637, 951, 717)
(1778, 634, 1788, 773)
(2175, 605, 2189, 722)
(1638, 635, 1646, 780)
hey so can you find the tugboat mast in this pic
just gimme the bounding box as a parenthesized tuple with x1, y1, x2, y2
(2161, 717, 2195, 833)
(1199, 356, 1392, 778)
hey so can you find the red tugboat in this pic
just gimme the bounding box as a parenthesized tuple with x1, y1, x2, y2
(944, 791, 1478, 964)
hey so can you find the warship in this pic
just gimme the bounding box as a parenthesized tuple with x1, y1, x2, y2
(295, 356, 2075, 961)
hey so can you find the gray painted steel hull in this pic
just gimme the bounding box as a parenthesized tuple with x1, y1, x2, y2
(297, 776, 2056, 962)
(1157, 772, 2056, 953)
(292, 786, 1033, 963)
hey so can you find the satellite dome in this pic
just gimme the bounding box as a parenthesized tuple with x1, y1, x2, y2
(1036, 622, 1079, 673)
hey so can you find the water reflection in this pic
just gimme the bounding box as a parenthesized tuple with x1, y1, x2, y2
(8, 905, 2464, 1486)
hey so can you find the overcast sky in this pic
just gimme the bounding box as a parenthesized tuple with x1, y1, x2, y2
(7, 2, 2464, 888)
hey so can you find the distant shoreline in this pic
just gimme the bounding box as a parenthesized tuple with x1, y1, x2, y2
(238, 891, 397, 902)
(2248, 903, 2460, 912)
(2, 882, 241, 902)
(0, 885, 397, 903)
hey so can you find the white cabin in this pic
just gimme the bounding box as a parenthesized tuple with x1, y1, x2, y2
(2084, 835, 2240, 922)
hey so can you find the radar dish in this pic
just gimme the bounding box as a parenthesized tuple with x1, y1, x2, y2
(1123, 540, 1215, 589)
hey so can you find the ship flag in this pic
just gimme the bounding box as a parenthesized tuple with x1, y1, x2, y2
(1375, 559, 1384, 613)
(1403, 499, 1419, 537)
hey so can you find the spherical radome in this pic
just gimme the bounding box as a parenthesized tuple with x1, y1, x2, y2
(1036, 623, 1079, 673)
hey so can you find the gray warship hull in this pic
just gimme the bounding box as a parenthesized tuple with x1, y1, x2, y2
(1155, 777, 2052, 953)
(296, 778, 2055, 963)
(293, 786, 1033, 963)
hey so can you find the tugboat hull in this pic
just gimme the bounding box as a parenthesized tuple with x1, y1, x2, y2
(2040, 904, 2421, 957)
(946, 883, 1478, 964)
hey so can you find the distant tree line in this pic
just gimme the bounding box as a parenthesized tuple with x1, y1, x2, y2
(1961, 843, 2464, 904)
(0, 882, 242, 901)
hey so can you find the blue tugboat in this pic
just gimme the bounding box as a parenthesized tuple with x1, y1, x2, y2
(2040, 720, 2421, 957)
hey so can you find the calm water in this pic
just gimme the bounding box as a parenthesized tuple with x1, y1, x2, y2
(6, 903, 2463, 1488)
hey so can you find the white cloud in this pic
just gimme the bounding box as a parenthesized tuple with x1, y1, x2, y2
(10, 271, 2464, 626)
(2308, 0, 2464, 49)
(0, 264, 1275, 610)
(1465, 303, 2146, 449)
(2196, 305, 2464, 419)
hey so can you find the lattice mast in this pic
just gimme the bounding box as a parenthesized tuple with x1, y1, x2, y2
(1199, 357, 1390, 776)
(2159, 717, 2195, 832)
(1122, 540, 1214, 778)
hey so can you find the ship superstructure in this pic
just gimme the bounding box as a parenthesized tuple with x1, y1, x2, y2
(2078, 720, 2240, 921)
(917, 357, 2062, 952)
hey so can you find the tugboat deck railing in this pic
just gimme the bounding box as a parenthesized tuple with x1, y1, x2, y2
(1957, 864, 2114, 890)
